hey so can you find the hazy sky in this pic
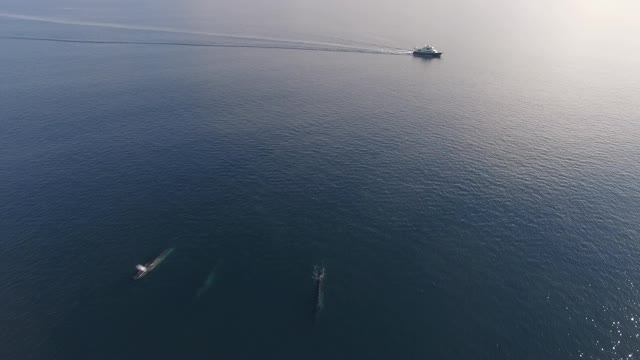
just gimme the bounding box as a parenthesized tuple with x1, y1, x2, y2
(2, 0, 639, 54)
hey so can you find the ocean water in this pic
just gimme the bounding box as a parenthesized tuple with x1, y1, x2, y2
(1, 1, 640, 359)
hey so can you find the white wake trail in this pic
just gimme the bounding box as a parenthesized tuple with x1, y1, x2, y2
(0, 12, 373, 51)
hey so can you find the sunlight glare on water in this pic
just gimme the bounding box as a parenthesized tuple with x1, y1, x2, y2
(1, 0, 640, 359)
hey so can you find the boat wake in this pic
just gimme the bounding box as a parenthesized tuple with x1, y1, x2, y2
(1, 36, 410, 55)
(0, 13, 411, 55)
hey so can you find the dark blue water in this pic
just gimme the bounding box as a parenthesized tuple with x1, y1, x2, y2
(2, 1, 640, 359)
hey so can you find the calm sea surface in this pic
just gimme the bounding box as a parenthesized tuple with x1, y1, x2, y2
(1, 1, 640, 359)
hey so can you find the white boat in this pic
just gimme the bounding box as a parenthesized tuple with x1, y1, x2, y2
(412, 44, 443, 58)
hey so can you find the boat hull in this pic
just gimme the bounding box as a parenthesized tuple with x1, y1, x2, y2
(413, 52, 443, 58)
